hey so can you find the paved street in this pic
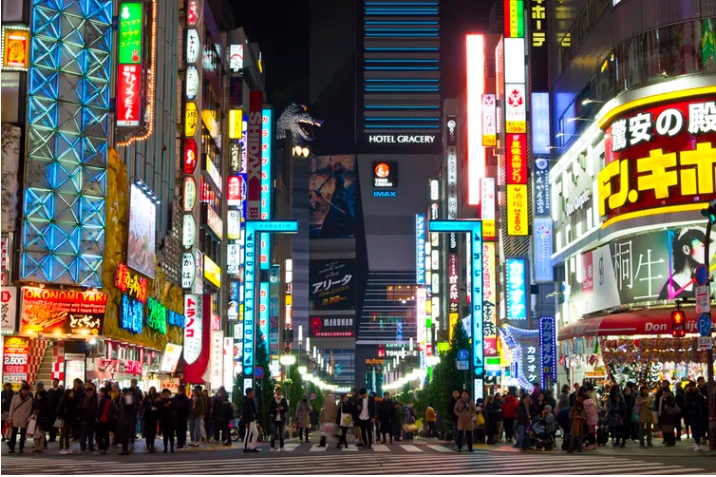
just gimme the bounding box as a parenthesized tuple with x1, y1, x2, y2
(3, 437, 716, 475)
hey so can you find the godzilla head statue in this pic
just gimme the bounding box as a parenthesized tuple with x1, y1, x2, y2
(277, 103, 323, 143)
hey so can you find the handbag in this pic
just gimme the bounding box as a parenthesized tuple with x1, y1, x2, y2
(340, 412, 352, 428)
(26, 415, 37, 436)
(477, 413, 486, 427)
(2, 422, 11, 439)
(53, 416, 65, 429)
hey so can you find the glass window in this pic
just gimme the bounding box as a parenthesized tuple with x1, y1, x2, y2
(640, 29, 662, 84)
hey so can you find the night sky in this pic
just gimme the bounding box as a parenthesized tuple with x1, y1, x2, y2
(233, 0, 494, 117)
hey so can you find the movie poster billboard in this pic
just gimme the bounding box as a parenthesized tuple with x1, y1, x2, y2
(310, 259, 355, 311)
(309, 155, 356, 239)
(128, 184, 156, 278)
(567, 224, 716, 316)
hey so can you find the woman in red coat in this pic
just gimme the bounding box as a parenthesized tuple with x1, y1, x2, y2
(502, 393, 519, 443)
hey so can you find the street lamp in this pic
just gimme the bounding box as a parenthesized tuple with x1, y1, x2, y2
(280, 352, 296, 411)
(298, 325, 303, 369)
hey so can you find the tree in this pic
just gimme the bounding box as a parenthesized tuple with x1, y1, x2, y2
(254, 336, 274, 432)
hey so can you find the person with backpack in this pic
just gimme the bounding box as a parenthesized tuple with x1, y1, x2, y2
(96, 387, 115, 455)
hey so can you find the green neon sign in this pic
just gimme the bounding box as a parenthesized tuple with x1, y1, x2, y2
(118, 2, 143, 64)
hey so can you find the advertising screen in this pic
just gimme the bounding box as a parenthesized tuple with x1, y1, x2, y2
(20, 287, 106, 335)
(128, 184, 156, 278)
(309, 316, 355, 338)
(309, 155, 357, 239)
(310, 259, 355, 311)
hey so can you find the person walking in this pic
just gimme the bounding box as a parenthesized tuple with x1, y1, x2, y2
(160, 388, 177, 453)
(189, 385, 205, 447)
(310, 405, 319, 432)
(336, 393, 354, 449)
(454, 390, 475, 452)
(484, 395, 497, 444)
(474, 398, 486, 444)
(128, 379, 143, 449)
(142, 388, 160, 453)
(377, 392, 395, 444)
(95, 387, 113, 455)
(635, 386, 654, 447)
(447, 390, 459, 444)
(174, 384, 191, 450)
(47, 379, 62, 443)
(241, 388, 260, 453)
(356, 388, 376, 450)
(568, 399, 587, 453)
(7, 383, 33, 454)
(393, 401, 404, 442)
(269, 387, 288, 451)
(56, 389, 75, 454)
(425, 403, 437, 439)
(685, 384, 706, 451)
(2, 383, 14, 439)
(116, 388, 137, 455)
(516, 394, 532, 451)
(583, 392, 599, 450)
(318, 393, 338, 447)
(30, 383, 51, 454)
(214, 390, 233, 446)
(502, 393, 518, 443)
(71, 379, 85, 441)
(78, 384, 98, 454)
(296, 395, 312, 443)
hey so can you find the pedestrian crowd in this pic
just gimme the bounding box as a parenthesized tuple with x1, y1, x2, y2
(440, 377, 712, 453)
(2, 378, 235, 456)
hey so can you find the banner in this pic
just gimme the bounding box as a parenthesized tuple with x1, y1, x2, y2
(183, 294, 211, 384)
(310, 259, 355, 311)
(310, 316, 355, 337)
(309, 155, 356, 238)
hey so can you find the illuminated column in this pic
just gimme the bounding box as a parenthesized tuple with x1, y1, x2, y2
(466, 34, 486, 206)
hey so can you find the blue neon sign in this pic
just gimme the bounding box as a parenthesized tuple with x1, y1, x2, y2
(539, 316, 557, 388)
(416, 214, 425, 284)
(506, 258, 528, 321)
(120, 295, 144, 334)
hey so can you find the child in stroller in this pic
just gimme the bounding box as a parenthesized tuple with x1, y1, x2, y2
(596, 409, 610, 446)
(528, 413, 556, 451)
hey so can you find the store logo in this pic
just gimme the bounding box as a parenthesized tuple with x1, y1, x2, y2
(374, 191, 396, 198)
(375, 163, 389, 178)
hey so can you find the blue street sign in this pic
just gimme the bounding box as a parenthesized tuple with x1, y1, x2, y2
(696, 264, 709, 286)
(457, 349, 469, 361)
(254, 366, 264, 379)
(697, 314, 711, 337)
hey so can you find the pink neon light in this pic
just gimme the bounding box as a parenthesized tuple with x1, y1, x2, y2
(466, 34, 486, 206)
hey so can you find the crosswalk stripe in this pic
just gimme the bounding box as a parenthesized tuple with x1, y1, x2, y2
(427, 445, 455, 453)
(398, 444, 423, 452)
(371, 444, 390, 452)
(309, 444, 327, 451)
(282, 443, 299, 451)
(341, 446, 358, 451)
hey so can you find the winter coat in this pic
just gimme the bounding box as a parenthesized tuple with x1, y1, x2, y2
(213, 400, 234, 422)
(336, 401, 355, 428)
(454, 399, 475, 431)
(377, 398, 395, 425)
(492, 398, 504, 422)
(659, 400, 680, 426)
(607, 400, 626, 428)
(502, 395, 518, 419)
(584, 398, 599, 429)
(56, 397, 76, 423)
(296, 401, 312, 429)
(447, 396, 459, 422)
(33, 390, 52, 431)
(161, 397, 178, 428)
(624, 392, 636, 417)
(9, 393, 34, 429)
(2, 389, 14, 413)
(190, 394, 206, 419)
(142, 396, 161, 426)
(175, 393, 191, 423)
(78, 393, 98, 422)
(319, 399, 338, 425)
(569, 406, 587, 437)
(425, 407, 436, 422)
(634, 395, 653, 423)
(556, 392, 569, 413)
(241, 397, 257, 423)
(269, 396, 289, 422)
(115, 399, 137, 444)
(47, 387, 62, 418)
(516, 400, 531, 426)
(402, 404, 415, 424)
(685, 390, 706, 420)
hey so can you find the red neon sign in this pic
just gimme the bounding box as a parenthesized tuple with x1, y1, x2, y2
(184, 139, 197, 174)
(506, 134, 528, 184)
(116, 64, 141, 127)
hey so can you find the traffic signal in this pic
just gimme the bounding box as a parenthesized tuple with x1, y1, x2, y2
(701, 199, 716, 224)
(671, 310, 686, 337)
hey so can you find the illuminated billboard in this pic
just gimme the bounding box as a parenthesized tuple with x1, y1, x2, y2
(466, 34, 485, 205)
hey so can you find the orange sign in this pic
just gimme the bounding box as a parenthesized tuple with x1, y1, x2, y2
(3, 28, 29, 69)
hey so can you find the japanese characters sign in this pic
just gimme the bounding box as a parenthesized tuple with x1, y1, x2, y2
(505, 84, 527, 133)
(229, 44, 244, 73)
(120, 294, 143, 333)
(533, 157, 551, 217)
(183, 294, 204, 365)
(1, 287, 17, 333)
(117, 64, 141, 127)
(506, 258, 528, 322)
(3, 336, 29, 389)
(482, 94, 496, 146)
(182, 252, 195, 289)
(310, 259, 355, 311)
(507, 184, 528, 236)
(118, 3, 143, 64)
(185, 102, 198, 136)
(259, 282, 269, 351)
(530, 0, 545, 47)
(416, 214, 426, 285)
(539, 316, 556, 387)
(147, 297, 167, 334)
(184, 139, 197, 174)
(2, 27, 29, 70)
(160, 343, 182, 373)
(506, 133, 528, 184)
(504, 0, 524, 38)
(20, 287, 106, 335)
(600, 96, 716, 226)
(480, 178, 496, 239)
(447, 146, 458, 219)
(309, 316, 355, 337)
(533, 218, 553, 282)
(186, 29, 200, 64)
(501, 325, 540, 388)
(115, 262, 148, 304)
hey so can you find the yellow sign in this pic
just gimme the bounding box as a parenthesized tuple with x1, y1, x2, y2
(229, 109, 243, 139)
(201, 109, 219, 139)
(506, 184, 528, 236)
(203, 256, 221, 288)
(185, 102, 198, 136)
(3, 28, 29, 69)
(449, 313, 459, 342)
(483, 220, 496, 240)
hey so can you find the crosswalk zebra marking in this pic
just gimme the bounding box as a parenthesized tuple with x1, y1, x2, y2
(427, 444, 455, 452)
(398, 444, 423, 452)
(371, 444, 390, 452)
(341, 446, 358, 451)
(309, 444, 327, 451)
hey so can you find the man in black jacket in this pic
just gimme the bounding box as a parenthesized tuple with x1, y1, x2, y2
(356, 388, 376, 449)
(447, 390, 459, 444)
(174, 385, 191, 449)
(47, 378, 62, 442)
(241, 388, 259, 452)
(377, 392, 395, 444)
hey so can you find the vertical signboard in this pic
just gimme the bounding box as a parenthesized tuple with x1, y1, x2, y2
(507, 185, 528, 236)
(539, 316, 557, 388)
(184, 294, 210, 383)
(247, 92, 263, 220)
(480, 178, 496, 240)
(533, 157, 551, 217)
(259, 282, 269, 352)
(416, 215, 426, 285)
(447, 146, 458, 219)
(466, 34, 486, 205)
(504, 0, 525, 38)
(483, 243, 497, 356)
(506, 258, 528, 322)
(482, 94, 496, 147)
(416, 287, 427, 350)
(116, 2, 144, 128)
(243, 226, 256, 383)
(223, 337, 234, 393)
(533, 218, 553, 282)
(260, 109, 273, 269)
(211, 330, 224, 389)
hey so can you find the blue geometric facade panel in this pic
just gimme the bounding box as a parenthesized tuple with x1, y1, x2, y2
(22, 0, 112, 287)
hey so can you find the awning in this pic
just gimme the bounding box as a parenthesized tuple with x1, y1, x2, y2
(558, 308, 712, 341)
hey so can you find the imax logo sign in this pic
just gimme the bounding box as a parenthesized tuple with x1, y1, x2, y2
(373, 191, 397, 198)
